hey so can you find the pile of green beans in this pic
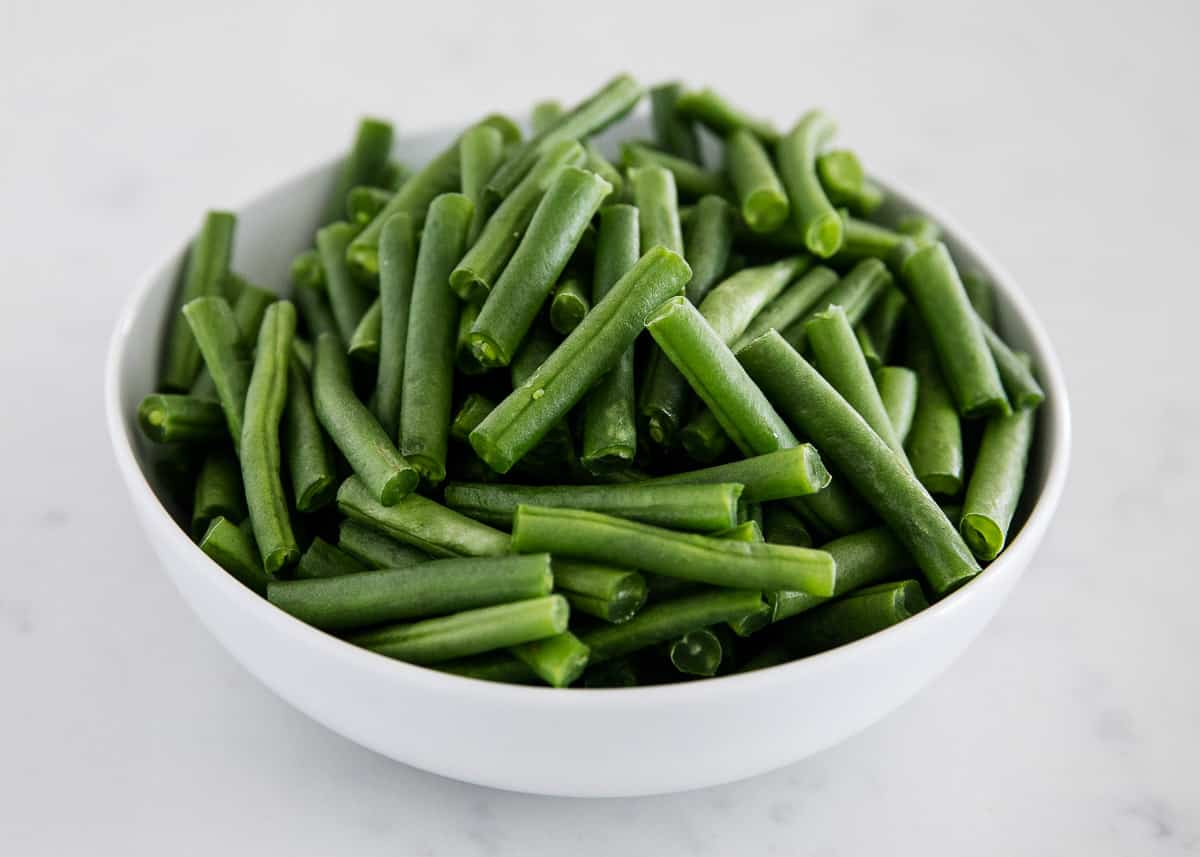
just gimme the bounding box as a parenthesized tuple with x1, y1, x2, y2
(136, 77, 1045, 687)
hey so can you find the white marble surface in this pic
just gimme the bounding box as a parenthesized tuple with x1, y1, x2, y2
(2, 0, 1198, 852)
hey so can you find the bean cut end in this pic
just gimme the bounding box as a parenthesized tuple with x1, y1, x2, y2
(960, 513, 1004, 561)
(806, 212, 844, 258)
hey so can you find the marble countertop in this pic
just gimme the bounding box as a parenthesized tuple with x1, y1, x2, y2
(3, 0, 1196, 853)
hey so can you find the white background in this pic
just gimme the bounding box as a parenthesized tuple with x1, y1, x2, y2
(3, 0, 1198, 853)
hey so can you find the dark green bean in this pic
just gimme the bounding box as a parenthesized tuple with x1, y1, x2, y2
(439, 653, 541, 685)
(622, 142, 727, 198)
(138, 394, 225, 443)
(650, 82, 702, 163)
(776, 111, 842, 258)
(337, 520, 429, 569)
(682, 195, 734, 305)
(347, 297, 381, 362)
(317, 221, 374, 340)
(549, 275, 590, 334)
(782, 258, 891, 352)
(290, 249, 325, 291)
(292, 281, 340, 345)
(283, 359, 337, 512)
(182, 296, 251, 449)
(763, 503, 812, 548)
(460, 124, 506, 244)
(731, 265, 840, 350)
(960, 396, 1036, 560)
(628, 164, 682, 255)
(553, 560, 647, 624)
(777, 580, 928, 655)
(905, 321, 965, 495)
(451, 393, 496, 442)
(192, 449, 246, 538)
(584, 144, 624, 198)
(669, 628, 724, 676)
(679, 410, 729, 463)
(876, 366, 919, 444)
(981, 321, 1045, 409)
(231, 284, 276, 350)
(199, 516, 269, 596)
(454, 302, 487, 376)
(698, 256, 811, 343)
(510, 631, 591, 688)
(727, 128, 789, 233)
(325, 117, 393, 222)
(294, 537, 366, 580)
(372, 213, 418, 436)
(897, 214, 941, 244)
(674, 88, 779, 145)
(346, 186, 394, 226)
(860, 285, 908, 364)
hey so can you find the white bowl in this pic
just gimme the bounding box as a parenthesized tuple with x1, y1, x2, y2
(105, 118, 1071, 797)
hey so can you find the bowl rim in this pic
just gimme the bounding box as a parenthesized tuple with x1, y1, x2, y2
(104, 149, 1071, 708)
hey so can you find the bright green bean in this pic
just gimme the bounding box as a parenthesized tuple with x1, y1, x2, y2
(622, 142, 727, 198)
(981, 321, 1045, 409)
(960, 397, 1036, 560)
(191, 449, 246, 538)
(815, 149, 865, 208)
(510, 631, 591, 688)
(325, 118, 393, 222)
(347, 297, 381, 361)
(876, 366, 919, 444)
(199, 516, 269, 596)
(782, 258, 891, 352)
(674, 88, 779, 145)
(584, 143, 624, 198)
(531, 100, 564, 135)
(683, 195, 734, 304)
(137, 394, 225, 443)
(549, 275, 590, 334)
(460, 124, 506, 244)
(698, 256, 811, 344)
(317, 221, 374, 339)
(553, 560, 647, 624)
(182, 296, 251, 450)
(346, 186, 394, 226)
(727, 128, 789, 233)
(776, 111, 842, 258)
(731, 265, 840, 350)
(897, 214, 941, 244)
(777, 580, 928, 655)
(283, 359, 337, 512)
(905, 321, 965, 495)
(294, 537, 366, 580)
(290, 249, 324, 291)
(372, 213, 418, 436)
(650, 82, 702, 163)
(628, 164, 682, 255)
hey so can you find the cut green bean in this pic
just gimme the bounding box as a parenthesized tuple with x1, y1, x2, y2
(777, 580, 928, 655)
(580, 588, 766, 663)
(372, 213, 417, 436)
(399, 194, 475, 483)
(347, 296, 381, 361)
(510, 325, 559, 386)
(876, 366, 919, 444)
(549, 275, 590, 334)
(510, 631, 591, 688)
(380, 161, 411, 190)
(162, 211, 237, 391)
(531, 100, 564, 135)
(325, 117, 393, 222)
(763, 503, 812, 548)
(451, 393, 496, 441)
(679, 409, 729, 463)
(960, 398, 1036, 560)
(337, 476, 510, 558)
(628, 165, 682, 255)
(313, 333, 418, 505)
(470, 246, 692, 474)
(270, 553, 552, 631)
(191, 449, 246, 537)
(857, 325, 883, 371)
(439, 653, 540, 685)
(283, 359, 337, 512)
(650, 82, 702, 163)
(584, 143, 624, 199)
(981, 321, 1045, 409)
(806, 304, 911, 469)
(486, 74, 642, 199)
(732, 265, 840, 350)
(902, 243, 1009, 418)
(454, 302, 487, 376)
(290, 249, 324, 291)
(444, 481, 743, 532)
(815, 149, 865, 208)
(739, 330, 980, 595)
(580, 204, 640, 473)
(346, 186, 394, 226)
(512, 506, 835, 595)
(347, 115, 520, 280)
(294, 537, 366, 580)
(962, 270, 996, 327)
(622, 143, 727, 198)
(469, 168, 611, 368)
(860, 285, 908, 363)
(182, 296, 251, 450)
(674, 88, 779, 145)
(699, 256, 811, 344)
(897, 214, 941, 244)
(669, 628, 724, 676)
(337, 520, 429, 569)
(553, 560, 647, 624)
(682, 195, 734, 304)
(646, 444, 830, 505)
(240, 301, 299, 574)
(231, 284, 276, 350)
(451, 139, 587, 303)
(776, 111, 842, 258)
(137, 394, 225, 443)
(349, 595, 569, 665)
(727, 128, 789, 233)
(292, 281, 340, 344)
(769, 525, 913, 622)
(582, 657, 639, 687)
(460, 124, 506, 244)
(317, 221, 374, 340)
(782, 258, 891, 351)
(905, 322, 965, 495)
(199, 516, 269, 596)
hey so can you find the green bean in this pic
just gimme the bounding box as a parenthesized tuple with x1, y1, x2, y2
(763, 503, 812, 548)
(782, 258, 891, 351)
(283, 359, 337, 512)
(162, 211, 237, 391)
(379, 160, 412, 191)
(292, 281, 340, 345)
(450, 139, 587, 303)
(313, 333, 417, 505)
(832, 215, 915, 273)
(349, 595, 569, 665)
(714, 520, 764, 542)
(454, 302, 487, 376)
(637, 349, 691, 448)
(731, 265, 840, 350)
(905, 322, 965, 495)
(513, 506, 835, 594)
(451, 393, 496, 442)
(182, 296, 251, 449)
(469, 168, 611, 368)
(769, 525, 913, 622)
(138, 394, 225, 443)
(902, 243, 1009, 418)
(443, 481, 743, 532)
(981, 321, 1045, 409)
(470, 246, 692, 474)
(815, 149, 865, 208)
(963, 271, 996, 327)
(325, 117, 393, 222)
(439, 653, 540, 685)
(650, 82, 702, 163)
(199, 516, 269, 596)
(553, 560, 647, 624)
(682, 195, 735, 304)
(347, 115, 520, 280)
(645, 297, 798, 458)
(580, 204, 640, 473)
(460, 124, 506, 244)
(317, 221, 374, 340)
(646, 443, 829, 505)
(856, 325, 883, 371)
(806, 304, 911, 468)
(337, 475, 510, 558)
(510, 631, 591, 688)
(581, 657, 639, 687)
(584, 143, 624, 199)
(346, 186, 394, 226)
(776, 111, 842, 258)
(621, 143, 726, 198)
(897, 214, 941, 244)
(860, 285, 908, 363)
(669, 628, 724, 676)
(642, 572, 704, 602)
(628, 164, 682, 255)
(191, 449, 246, 538)
(846, 179, 885, 216)
(271, 553, 552, 631)
(337, 520, 428, 569)
(398, 194, 475, 483)
(549, 275, 590, 334)
(531, 100, 564, 135)
(679, 410, 729, 463)
(739, 330, 980, 594)
(294, 537, 366, 580)
(289, 338, 312, 373)
(240, 301, 299, 574)
(509, 325, 559, 386)
(290, 249, 324, 291)
(875, 366, 919, 444)
(579, 588, 766, 663)
(743, 500, 765, 533)
(372, 213, 417, 436)
(347, 296, 381, 361)
(699, 256, 811, 344)
(674, 88, 779, 145)
(727, 128, 789, 233)
(487, 74, 642, 199)
(231, 284, 276, 350)
(960, 398, 1036, 560)
(777, 580, 928, 655)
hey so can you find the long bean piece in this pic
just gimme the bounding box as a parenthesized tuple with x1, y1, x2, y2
(294, 537, 366, 580)
(675, 88, 779, 145)
(905, 322, 965, 495)
(460, 124, 506, 244)
(732, 264, 839, 350)
(182, 296, 251, 449)
(650, 82, 702, 162)
(960, 398, 1036, 560)
(317, 221, 374, 340)
(325, 117, 393, 222)
(682, 195, 734, 304)
(782, 258, 891, 352)
(199, 516, 269, 596)
(777, 580, 928, 655)
(372, 213, 417, 437)
(337, 520, 429, 569)
(553, 560, 647, 624)
(137, 394, 225, 443)
(629, 164, 683, 255)
(284, 359, 337, 512)
(876, 366, 919, 444)
(646, 446, 829, 502)
(191, 449, 246, 537)
(727, 128, 789, 232)
(776, 111, 842, 258)
(981, 321, 1045, 409)
(621, 143, 727, 198)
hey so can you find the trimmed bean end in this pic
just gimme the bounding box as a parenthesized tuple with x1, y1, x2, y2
(806, 212, 844, 258)
(743, 191, 789, 234)
(961, 513, 1004, 561)
(296, 476, 337, 514)
(380, 468, 422, 506)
